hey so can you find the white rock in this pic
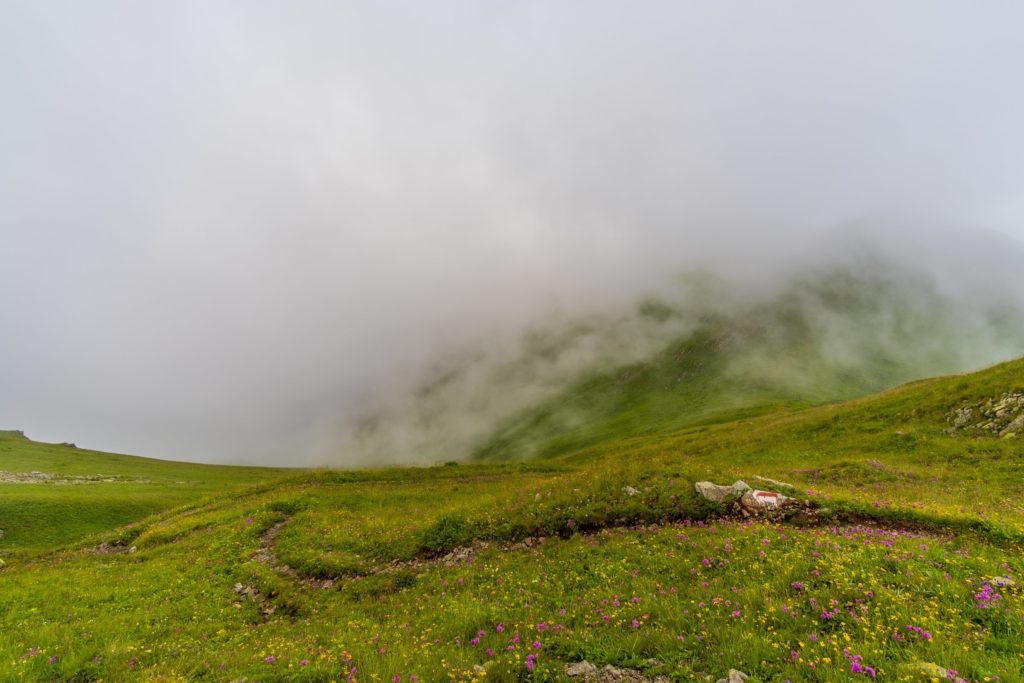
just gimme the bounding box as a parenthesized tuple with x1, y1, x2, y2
(565, 661, 598, 676)
(740, 489, 789, 510)
(695, 480, 750, 502)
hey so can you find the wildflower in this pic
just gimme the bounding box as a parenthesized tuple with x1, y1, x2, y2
(264, 655, 276, 664)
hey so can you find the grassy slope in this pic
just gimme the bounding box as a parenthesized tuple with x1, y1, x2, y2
(473, 270, 1002, 462)
(1, 359, 1023, 680)
(0, 431, 288, 553)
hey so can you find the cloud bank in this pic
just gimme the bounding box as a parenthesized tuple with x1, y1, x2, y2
(1, 2, 1023, 464)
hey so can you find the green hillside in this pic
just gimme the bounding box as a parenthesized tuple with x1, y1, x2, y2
(0, 431, 288, 553)
(1, 357, 1023, 680)
(474, 269, 1022, 461)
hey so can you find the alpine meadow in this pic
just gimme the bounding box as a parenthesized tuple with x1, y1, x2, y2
(3, 3, 1024, 682)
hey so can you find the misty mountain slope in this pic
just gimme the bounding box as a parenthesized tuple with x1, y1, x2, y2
(472, 262, 1024, 461)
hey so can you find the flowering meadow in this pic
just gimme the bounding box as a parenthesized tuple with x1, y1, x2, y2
(1, 360, 1023, 680)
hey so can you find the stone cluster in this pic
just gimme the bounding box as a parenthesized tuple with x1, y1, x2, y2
(946, 391, 1024, 438)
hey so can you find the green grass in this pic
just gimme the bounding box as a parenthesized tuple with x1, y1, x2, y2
(1, 356, 1023, 680)
(0, 431, 289, 553)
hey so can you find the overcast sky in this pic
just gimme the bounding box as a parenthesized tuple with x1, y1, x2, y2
(2, 2, 1024, 465)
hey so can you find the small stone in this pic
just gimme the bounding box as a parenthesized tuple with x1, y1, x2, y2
(565, 661, 598, 676)
(728, 671, 749, 683)
(990, 576, 1016, 588)
(623, 486, 640, 497)
(472, 665, 486, 675)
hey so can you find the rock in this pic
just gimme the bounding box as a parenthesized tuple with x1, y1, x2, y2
(623, 486, 640, 497)
(715, 671, 749, 683)
(566, 661, 598, 676)
(472, 665, 487, 675)
(989, 576, 1016, 588)
(739, 489, 790, 512)
(695, 480, 749, 503)
(948, 392, 1024, 436)
(565, 659, 674, 682)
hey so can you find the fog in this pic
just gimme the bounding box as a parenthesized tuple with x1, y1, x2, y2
(2, 2, 1023, 465)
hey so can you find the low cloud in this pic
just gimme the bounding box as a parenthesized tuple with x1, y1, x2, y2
(1, 3, 1023, 464)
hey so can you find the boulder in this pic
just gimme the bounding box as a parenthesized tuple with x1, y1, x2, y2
(739, 489, 790, 512)
(715, 670, 749, 683)
(695, 480, 750, 503)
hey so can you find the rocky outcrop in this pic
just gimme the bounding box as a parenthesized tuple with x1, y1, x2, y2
(947, 391, 1024, 438)
(0, 470, 143, 484)
(564, 661, 669, 682)
(696, 479, 805, 519)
